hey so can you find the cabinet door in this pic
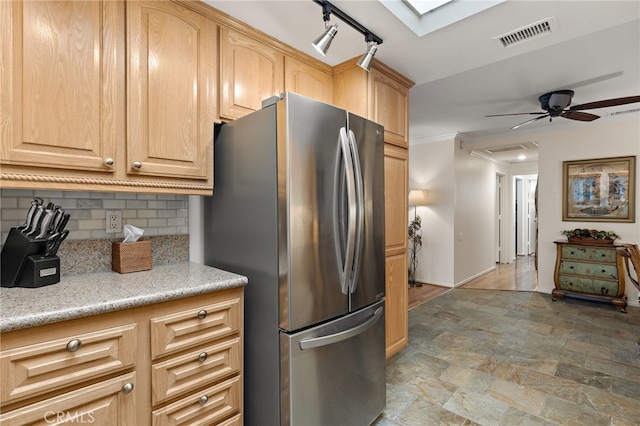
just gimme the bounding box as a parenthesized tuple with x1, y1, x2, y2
(384, 144, 408, 357)
(220, 27, 284, 120)
(0, 372, 137, 426)
(0, 0, 121, 173)
(284, 56, 332, 104)
(385, 253, 408, 358)
(127, 1, 215, 180)
(369, 68, 410, 148)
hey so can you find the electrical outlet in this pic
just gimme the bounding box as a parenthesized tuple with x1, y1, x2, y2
(106, 211, 122, 233)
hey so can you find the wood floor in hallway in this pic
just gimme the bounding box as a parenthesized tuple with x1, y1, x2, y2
(409, 255, 538, 310)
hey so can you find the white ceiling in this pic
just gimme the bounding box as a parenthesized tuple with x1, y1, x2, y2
(207, 0, 640, 163)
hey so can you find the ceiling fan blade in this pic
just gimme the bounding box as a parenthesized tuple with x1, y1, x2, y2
(569, 95, 640, 111)
(511, 114, 549, 130)
(561, 111, 600, 122)
(486, 112, 547, 117)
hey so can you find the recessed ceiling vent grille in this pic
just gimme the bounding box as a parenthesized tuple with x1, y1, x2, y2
(609, 107, 640, 116)
(493, 17, 557, 48)
(485, 145, 526, 154)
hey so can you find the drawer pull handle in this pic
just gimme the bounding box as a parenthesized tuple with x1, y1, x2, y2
(601, 287, 609, 295)
(198, 352, 208, 362)
(569, 266, 574, 269)
(197, 309, 207, 319)
(104, 157, 114, 167)
(132, 161, 142, 169)
(199, 395, 208, 405)
(602, 269, 606, 273)
(121, 382, 134, 394)
(66, 339, 82, 352)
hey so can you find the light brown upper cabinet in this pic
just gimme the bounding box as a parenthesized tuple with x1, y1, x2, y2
(284, 56, 333, 104)
(333, 58, 413, 148)
(219, 27, 284, 121)
(127, 1, 216, 182)
(0, 0, 122, 177)
(0, 0, 216, 194)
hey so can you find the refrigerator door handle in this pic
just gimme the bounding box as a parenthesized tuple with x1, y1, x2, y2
(347, 129, 365, 294)
(298, 307, 383, 350)
(335, 127, 357, 295)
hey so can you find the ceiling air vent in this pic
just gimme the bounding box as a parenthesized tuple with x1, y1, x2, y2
(610, 107, 640, 116)
(493, 17, 557, 48)
(485, 145, 526, 154)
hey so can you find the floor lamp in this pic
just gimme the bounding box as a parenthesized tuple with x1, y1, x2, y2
(408, 190, 428, 287)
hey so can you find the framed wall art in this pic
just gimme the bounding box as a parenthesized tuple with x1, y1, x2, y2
(563, 156, 636, 222)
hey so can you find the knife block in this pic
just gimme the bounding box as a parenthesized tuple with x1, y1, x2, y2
(17, 255, 61, 288)
(1, 228, 47, 287)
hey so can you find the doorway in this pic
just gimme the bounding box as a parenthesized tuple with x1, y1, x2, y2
(514, 174, 537, 257)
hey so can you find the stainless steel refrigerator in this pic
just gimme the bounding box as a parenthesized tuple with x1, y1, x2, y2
(203, 92, 386, 426)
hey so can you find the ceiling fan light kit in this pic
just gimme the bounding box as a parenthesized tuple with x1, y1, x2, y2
(486, 90, 640, 130)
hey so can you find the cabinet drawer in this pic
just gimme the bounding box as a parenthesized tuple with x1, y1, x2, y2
(0, 372, 136, 426)
(1, 324, 137, 404)
(152, 337, 241, 405)
(152, 375, 241, 426)
(559, 261, 619, 279)
(150, 293, 241, 360)
(558, 275, 619, 296)
(561, 245, 616, 263)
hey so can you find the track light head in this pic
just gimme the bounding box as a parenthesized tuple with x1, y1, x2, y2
(312, 23, 338, 56)
(357, 42, 378, 71)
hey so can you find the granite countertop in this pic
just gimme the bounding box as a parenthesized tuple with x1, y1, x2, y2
(0, 262, 247, 333)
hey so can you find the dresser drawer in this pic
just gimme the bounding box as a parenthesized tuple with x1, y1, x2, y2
(561, 245, 616, 263)
(152, 375, 241, 426)
(150, 291, 242, 360)
(0, 324, 137, 405)
(558, 275, 619, 296)
(559, 261, 619, 279)
(0, 372, 136, 426)
(151, 337, 241, 405)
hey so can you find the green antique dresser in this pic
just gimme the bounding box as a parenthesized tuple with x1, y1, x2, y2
(553, 241, 627, 312)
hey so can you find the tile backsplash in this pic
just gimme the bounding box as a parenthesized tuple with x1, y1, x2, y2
(1, 189, 189, 245)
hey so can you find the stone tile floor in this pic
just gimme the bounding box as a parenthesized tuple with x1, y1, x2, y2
(374, 290, 640, 425)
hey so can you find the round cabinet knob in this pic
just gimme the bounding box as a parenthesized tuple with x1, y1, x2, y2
(132, 161, 142, 169)
(104, 157, 114, 167)
(66, 339, 82, 352)
(199, 395, 209, 405)
(121, 382, 135, 394)
(198, 352, 208, 362)
(197, 309, 207, 319)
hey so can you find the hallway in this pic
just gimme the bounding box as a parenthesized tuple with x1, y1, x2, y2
(409, 255, 538, 310)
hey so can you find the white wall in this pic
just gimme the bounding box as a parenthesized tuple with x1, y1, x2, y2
(453, 137, 499, 285)
(409, 138, 455, 286)
(537, 117, 640, 306)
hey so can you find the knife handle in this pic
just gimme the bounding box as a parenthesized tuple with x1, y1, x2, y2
(34, 210, 55, 240)
(25, 206, 44, 236)
(17, 201, 38, 230)
(56, 213, 70, 233)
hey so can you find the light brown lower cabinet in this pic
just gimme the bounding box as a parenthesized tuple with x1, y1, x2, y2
(384, 143, 409, 358)
(0, 287, 243, 425)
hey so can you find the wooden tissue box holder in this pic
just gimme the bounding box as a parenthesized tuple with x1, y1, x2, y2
(112, 241, 152, 273)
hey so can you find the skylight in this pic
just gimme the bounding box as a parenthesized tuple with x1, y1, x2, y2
(380, 0, 506, 37)
(404, 0, 454, 16)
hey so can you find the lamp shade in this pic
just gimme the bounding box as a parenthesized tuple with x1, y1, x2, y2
(312, 24, 338, 56)
(408, 189, 428, 206)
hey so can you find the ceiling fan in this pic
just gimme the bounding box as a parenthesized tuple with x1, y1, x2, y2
(486, 90, 640, 130)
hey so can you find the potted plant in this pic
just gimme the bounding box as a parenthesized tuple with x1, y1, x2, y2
(561, 228, 620, 245)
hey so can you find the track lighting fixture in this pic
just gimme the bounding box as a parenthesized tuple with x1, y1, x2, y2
(312, 23, 339, 56)
(312, 0, 383, 71)
(357, 41, 378, 71)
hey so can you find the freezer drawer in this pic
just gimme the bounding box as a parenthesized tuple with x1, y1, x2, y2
(280, 301, 385, 426)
